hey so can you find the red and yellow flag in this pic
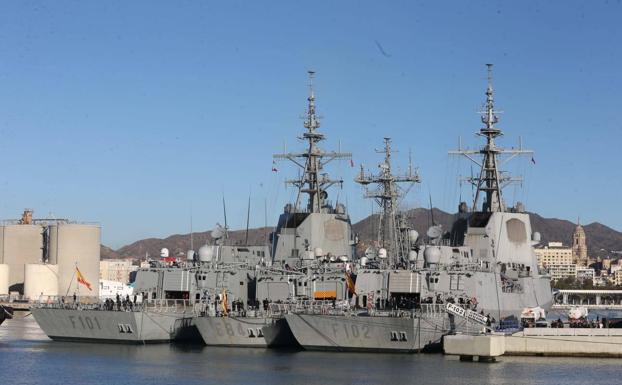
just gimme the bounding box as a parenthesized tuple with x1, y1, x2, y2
(76, 267, 92, 291)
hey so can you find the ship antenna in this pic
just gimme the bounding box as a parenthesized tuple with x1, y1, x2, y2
(449, 64, 533, 213)
(356, 137, 421, 268)
(273, 71, 351, 214)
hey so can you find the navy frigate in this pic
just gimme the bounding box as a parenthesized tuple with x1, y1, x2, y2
(31, 239, 268, 343)
(283, 64, 553, 353)
(192, 71, 357, 348)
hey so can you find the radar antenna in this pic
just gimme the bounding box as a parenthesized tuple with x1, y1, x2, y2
(273, 71, 352, 213)
(356, 138, 420, 267)
(449, 64, 533, 213)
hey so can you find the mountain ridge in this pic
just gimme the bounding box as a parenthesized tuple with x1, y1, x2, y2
(100, 209, 622, 260)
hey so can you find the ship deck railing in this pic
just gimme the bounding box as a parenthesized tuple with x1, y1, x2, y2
(32, 297, 200, 314)
(269, 301, 448, 318)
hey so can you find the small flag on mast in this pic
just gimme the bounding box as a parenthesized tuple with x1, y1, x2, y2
(76, 267, 92, 291)
(272, 160, 278, 172)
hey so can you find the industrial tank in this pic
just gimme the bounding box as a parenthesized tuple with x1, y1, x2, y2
(24, 264, 59, 299)
(0, 264, 8, 295)
(0, 224, 44, 288)
(48, 224, 100, 297)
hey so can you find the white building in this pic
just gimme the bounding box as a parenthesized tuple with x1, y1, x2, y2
(535, 242, 573, 268)
(547, 264, 577, 281)
(576, 267, 595, 282)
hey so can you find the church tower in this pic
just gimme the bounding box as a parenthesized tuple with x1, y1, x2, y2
(572, 219, 588, 266)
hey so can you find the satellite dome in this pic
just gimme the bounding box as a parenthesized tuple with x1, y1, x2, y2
(423, 246, 441, 266)
(360, 256, 368, 267)
(198, 245, 214, 262)
(408, 250, 418, 262)
(532, 232, 541, 243)
(408, 230, 419, 243)
(160, 248, 169, 258)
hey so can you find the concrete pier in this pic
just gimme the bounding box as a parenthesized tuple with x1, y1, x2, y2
(445, 329, 622, 359)
(444, 334, 505, 361)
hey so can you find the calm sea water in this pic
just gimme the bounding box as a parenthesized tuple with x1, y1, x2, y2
(1, 315, 621, 385)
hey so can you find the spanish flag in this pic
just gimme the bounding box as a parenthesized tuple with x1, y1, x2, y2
(76, 267, 92, 291)
(345, 271, 356, 296)
(221, 289, 229, 315)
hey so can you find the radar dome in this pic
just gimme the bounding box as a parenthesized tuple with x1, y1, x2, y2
(360, 256, 368, 267)
(408, 250, 418, 262)
(378, 248, 388, 259)
(198, 245, 214, 262)
(408, 230, 419, 243)
(314, 247, 324, 258)
(339, 255, 348, 262)
(160, 248, 169, 258)
(532, 232, 541, 243)
(423, 246, 441, 266)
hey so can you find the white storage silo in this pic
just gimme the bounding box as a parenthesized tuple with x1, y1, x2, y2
(24, 264, 59, 299)
(48, 224, 100, 297)
(0, 264, 9, 295)
(0, 224, 44, 288)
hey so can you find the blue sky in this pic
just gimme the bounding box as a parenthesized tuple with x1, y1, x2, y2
(0, 1, 620, 248)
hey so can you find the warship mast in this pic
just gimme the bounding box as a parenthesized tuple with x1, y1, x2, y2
(449, 64, 532, 213)
(273, 71, 351, 213)
(356, 138, 420, 267)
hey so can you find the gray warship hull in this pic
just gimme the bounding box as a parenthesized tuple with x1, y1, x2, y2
(32, 308, 196, 344)
(193, 316, 271, 347)
(284, 313, 452, 353)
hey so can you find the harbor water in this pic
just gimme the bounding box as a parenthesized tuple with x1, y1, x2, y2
(1, 316, 620, 385)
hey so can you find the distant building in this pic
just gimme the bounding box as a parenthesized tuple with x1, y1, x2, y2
(99, 259, 137, 284)
(535, 242, 573, 268)
(615, 270, 622, 286)
(547, 264, 577, 281)
(572, 220, 589, 266)
(576, 267, 595, 282)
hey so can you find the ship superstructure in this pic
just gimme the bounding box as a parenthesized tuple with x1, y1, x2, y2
(283, 65, 553, 353)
